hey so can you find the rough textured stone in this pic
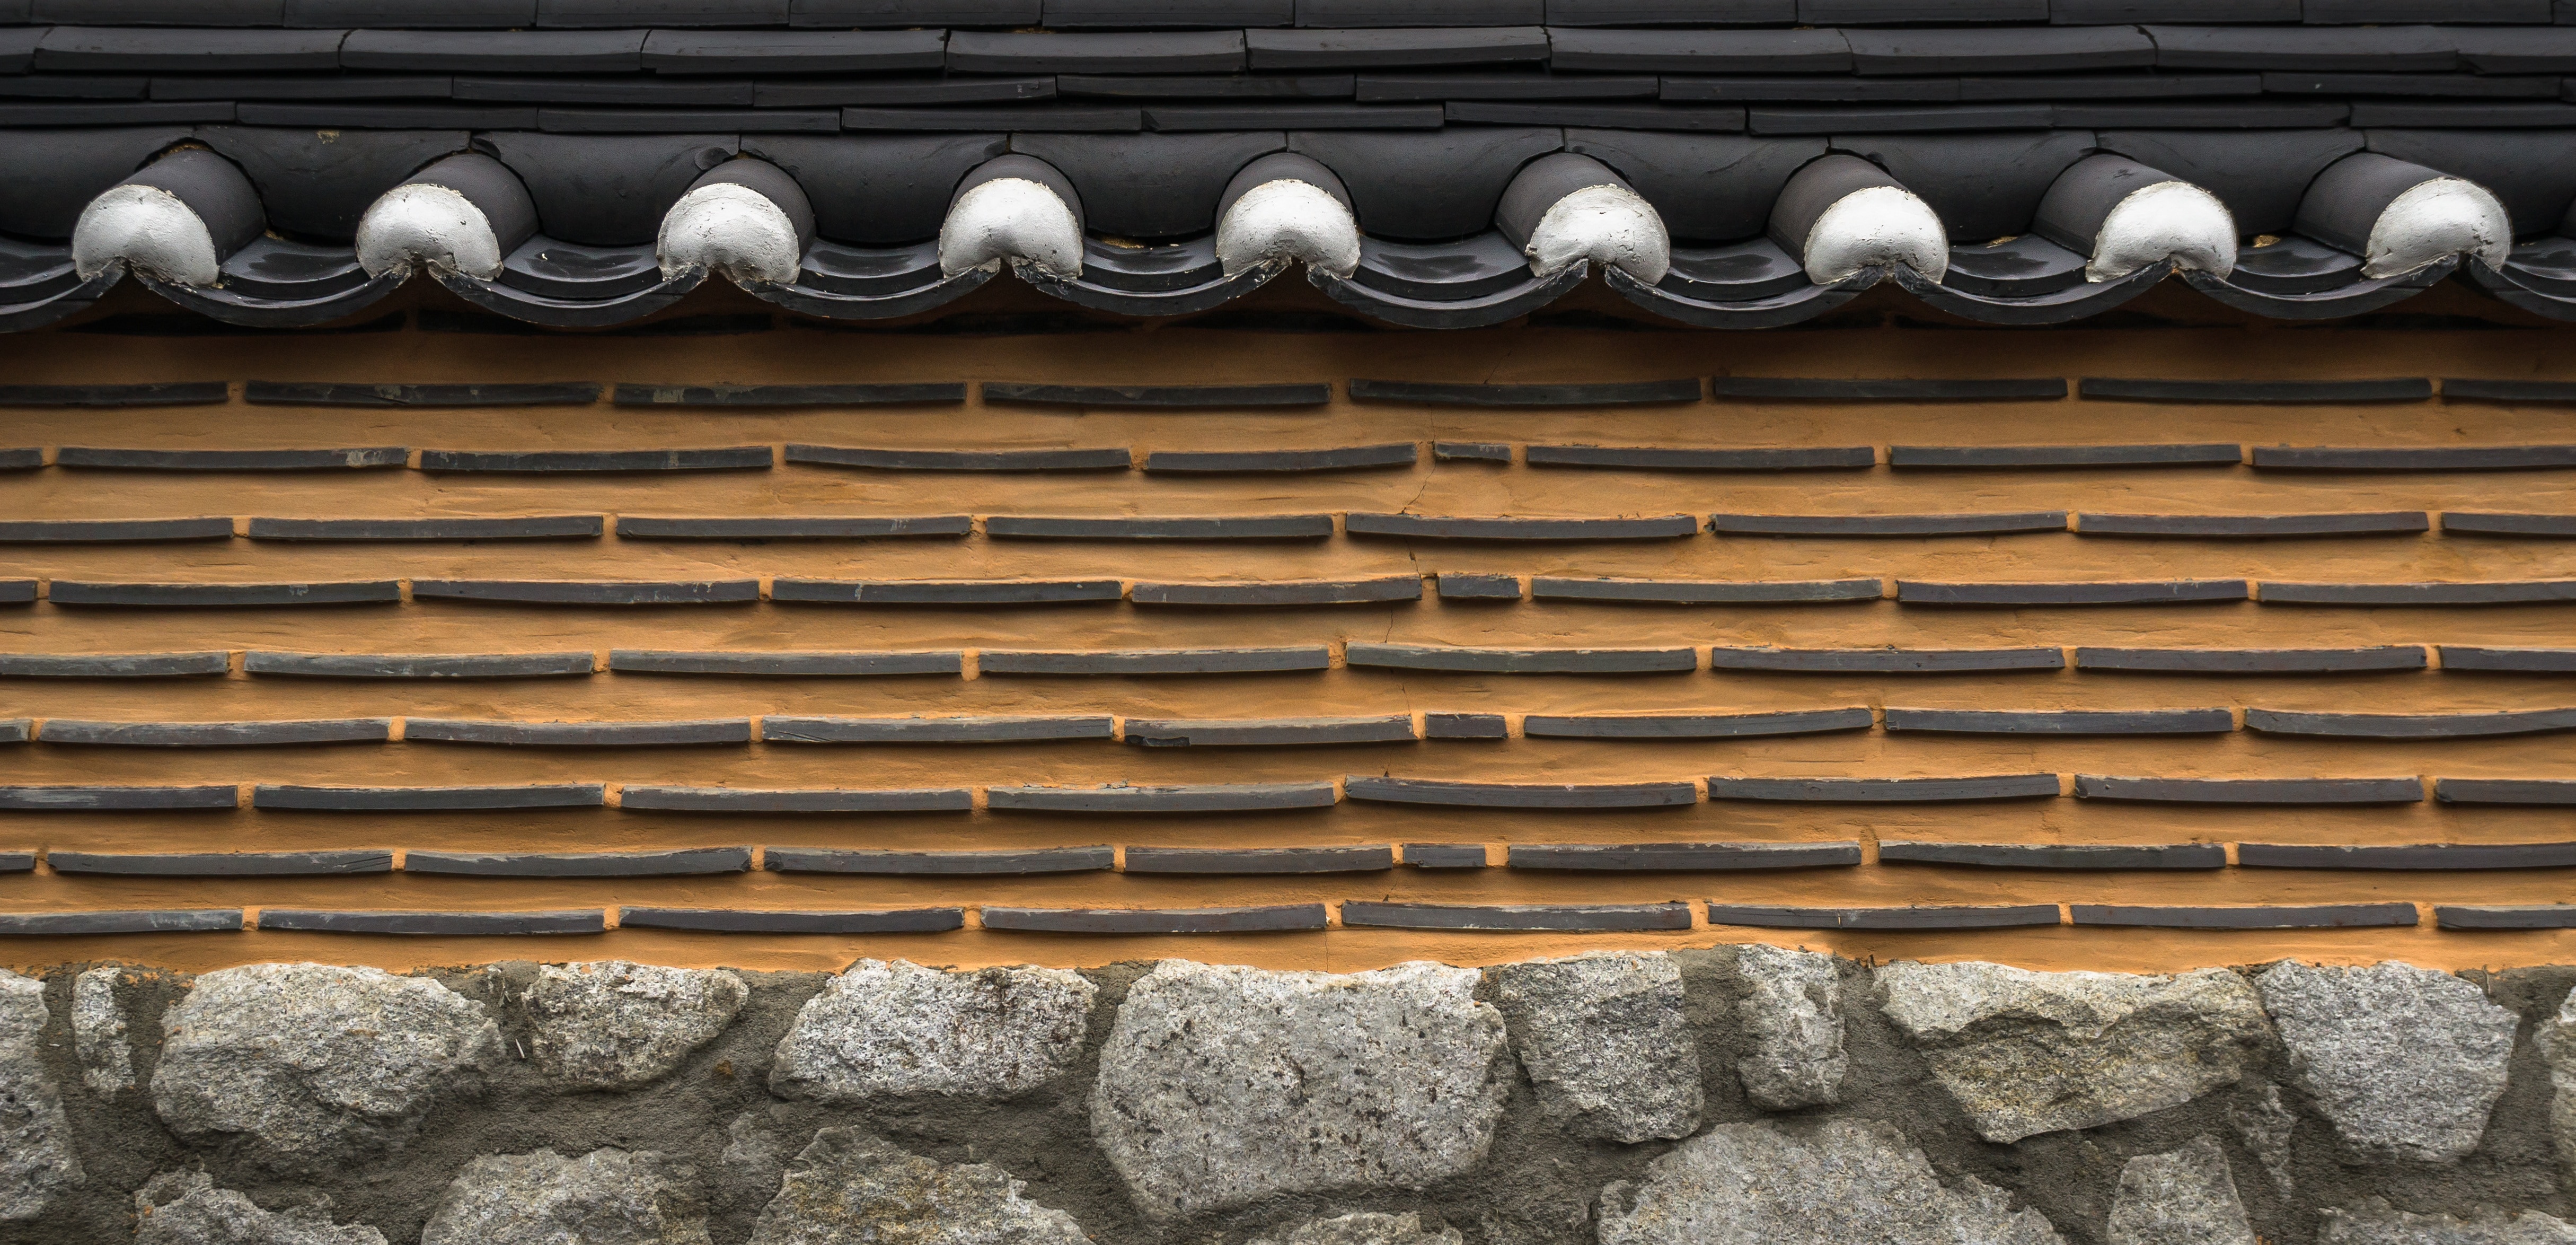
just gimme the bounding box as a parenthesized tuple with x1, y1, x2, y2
(2319, 1199, 2576, 1245)
(1733, 944, 1847, 1110)
(132, 1171, 387, 1245)
(1490, 952, 1700, 1143)
(2105, 1137, 2254, 1245)
(151, 963, 500, 1165)
(1594, 1117, 2063, 1245)
(72, 967, 133, 1095)
(524, 960, 748, 1090)
(2538, 990, 2576, 1183)
(770, 959, 1093, 1102)
(747, 1127, 1091, 1244)
(1091, 960, 1509, 1220)
(1876, 961, 2272, 1143)
(2257, 960, 2517, 1163)
(2226, 1083, 2297, 1196)
(0, 968, 79, 1220)
(1251, 1211, 1464, 1245)
(420, 1148, 709, 1245)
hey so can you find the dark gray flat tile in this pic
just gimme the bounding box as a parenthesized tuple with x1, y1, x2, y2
(1433, 441, 1511, 462)
(2075, 646, 2423, 673)
(1712, 512, 2067, 537)
(2239, 842, 2576, 870)
(56, 447, 407, 471)
(1434, 573, 1520, 600)
(413, 580, 760, 605)
(2438, 778, 2576, 805)
(1527, 446, 1875, 470)
(2077, 512, 2428, 538)
(2251, 445, 2576, 471)
(1508, 841, 1859, 870)
(1706, 903, 2061, 930)
(0, 652, 229, 678)
(2248, 707, 2576, 739)
(48, 850, 391, 875)
(0, 382, 228, 407)
(0, 909, 242, 935)
(1900, 580, 2247, 606)
(418, 448, 773, 472)
(255, 909, 607, 935)
(1708, 774, 2060, 802)
(1132, 577, 1419, 606)
(405, 718, 752, 747)
(1347, 643, 1697, 673)
(49, 581, 400, 607)
(1402, 843, 1488, 867)
(1878, 841, 2226, 870)
(1125, 846, 1393, 873)
(987, 515, 1335, 540)
(247, 516, 603, 541)
(766, 846, 1111, 874)
(2081, 378, 2430, 403)
(1345, 776, 1695, 808)
(1711, 378, 2066, 400)
(0, 519, 232, 543)
(1125, 715, 1416, 746)
(2070, 903, 2417, 928)
(253, 784, 605, 810)
(1341, 901, 1691, 931)
(0, 785, 236, 810)
(1709, 646, 2062, 673)
(2442, 513, 2576, 537)
(1890, 443, 2242, 468)
(611, 650, 960, 676)
(38, 718, 389, 747)
(2259, 581, 2576, 605)
(2437, 905, 2576, 930)
(624, 383, 966, 406)
(981, 647, 1329, 676)
(1349, 378, 1698, 406)
(788, 445, 1131, 472)
(979, 904, 1328, 933)
(405, 848, 752, 876)
(621, 786, 972, 812)
(1424, 713, 1506, 739)
(244, 381, 601, 407)
(1524, 709, 1871, 739)
(983, 382, 1328, 407)
(987, 782, 1339, 812)
(2074, 775, 2422, 803)
(1144, 444, 1416, 472)
(1348, 513, 1701, 540)
(246, 652, 595, 679)
(761, 715, 1115, 743)
(616, 516, 972, 540)
(617, 907, 965, 932)
(1885, 708, 2234, 735)
(773, 579, 1124, 604)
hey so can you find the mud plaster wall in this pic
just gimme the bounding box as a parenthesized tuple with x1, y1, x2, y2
(0, 276, 2570, 974)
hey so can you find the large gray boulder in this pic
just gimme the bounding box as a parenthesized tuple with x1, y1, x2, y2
(1733, 945, 1846, 1110)
(524, 961, 747, 1090)
(2257, 961, 2517, 1163)
(1490, 952, 1700, 1143)
(1876, 961, 2271, 1143)
(420, 1148, 709, 1245)
(151, 963, 500, 1167)
(132, 1171, 387, 1245)
(2104, 1137, 2255, 1245)
(72, 967, 133, 1095)
(0, 968, 80, 1219)
(2319, 1200, 2576, 1245)
(1595, 1117, 2062, 1245)
(1091, 960, 1509, 1220)
(770, 959, 1093, 1102)
(747, 1128, 1091, 1244)
(1251, 1212, 1464, 1245)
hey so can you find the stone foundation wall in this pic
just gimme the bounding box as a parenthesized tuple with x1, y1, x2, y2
(5, 951, 2573, 1243)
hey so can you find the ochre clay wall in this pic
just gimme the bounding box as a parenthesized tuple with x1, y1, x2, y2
(1, 280, 2571, 974)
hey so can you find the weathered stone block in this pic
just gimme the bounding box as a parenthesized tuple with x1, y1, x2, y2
(133, 1171, 387, 1245)
(151, 963, 500, 1167)
(1877, 961, 2271, 1143)
(1251, 1211, 1464, 1245)
(2105, 1137, 2255, 1245)
(1734, 944, 1846, 1110)
(2257, 961, 2516, 1163)
(769, 959, 1093, 1101)
(72, 967, 132, 1096)
(524, 961, 747, 1090)
(1490, 952, 1700, 1143)
(0, 968, 78, 1220)
(2226, 1083, 2297, 1196)
(421, 1148, 709, 1245)
(2319, 1199, 2576, 1245)
(1091, 960, 1508, 1220)
(747, 1128, 1091, 1244)
(1595, 1117, 2063, 1244)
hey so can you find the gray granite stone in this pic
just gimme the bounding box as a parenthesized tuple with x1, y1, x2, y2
(2105, 1137, 2254, 1245)
(2226, 1083, 2297, 1196)
(2257, 961, 2517, 1163)
(1734, 944, 1847, 1110)
(1595, 1118, 2063, 1244)
(132, 1171, 387, 1245)
(2540, 992, 2576, 1184)
(1251, 1212, 1464, 1245)
(151, 964, 500, 1167)
(1490, 952, 1700, 1143)
(1091, 960, 1509, 1220)
(0, 968, 78, 1220)
(2319, 1200, 2576, 1245)
(421, 1148, 708, 1245)
(769, 959, 1093, 1102)
(1876, 961, 2271, 1144)
(747, 1128, 1091, 1244)
(72, 967, 133, 1095)
(524, 961, 747, 1090)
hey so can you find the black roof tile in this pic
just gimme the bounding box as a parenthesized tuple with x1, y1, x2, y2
(536, 0, 784, 24)
(252, 783, 604, 809)
(766, 846, 1108, 873)
(1709, 646, 2062, 672)
(257, 909, 607, 935)
(1251, 25, 1547, 68)
(1049, 0, 1292, 21)
(2439, 647, 2576, 672)
(1299, 0, 1544, 24)
(623, 786, 972, 811)
(0, 652, 230, 678)
(2071, 903, 2419, 928)
(2076, 646, 2423, 673)
(1348, 642, 1696, 673)
(341, 28, 646, 72)
(763, 78, 1052, 106)
(1344, 901, 1692, 931)
(0, 909, 243, 935)
(1525, 709, 1872, 739)
(2144, 24, 2457, 71)
(948, 30, 1246, 73)
(1124, 845, 1393, 873)
(286, 0, 537, 25)
(772, 578, 1123, 604)
(1346, 775, 1696, 806)
(1357, 71, 1657, 100)
(1879, 841, 2227, 869)
(980, 904, 1327, 932)
(1550, 27, 1849, 73)
(1546, 0, 1797, 21)
(1846, 25, 2154, 74)
(1706, 903, 2060, 928)
(1708, 774, 2061, 801)
(34, 27, 341, 73)
(1531, 576, 1880, 603)
(619, 907, 964, 932)
(1749, 103, 2052, 133)
(641, 29, 942, 72)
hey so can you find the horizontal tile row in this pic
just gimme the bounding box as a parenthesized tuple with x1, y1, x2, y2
(2, 775, 2568, 811)
(9, 509, 2573, 543)
(1, 901, 2568, 937)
